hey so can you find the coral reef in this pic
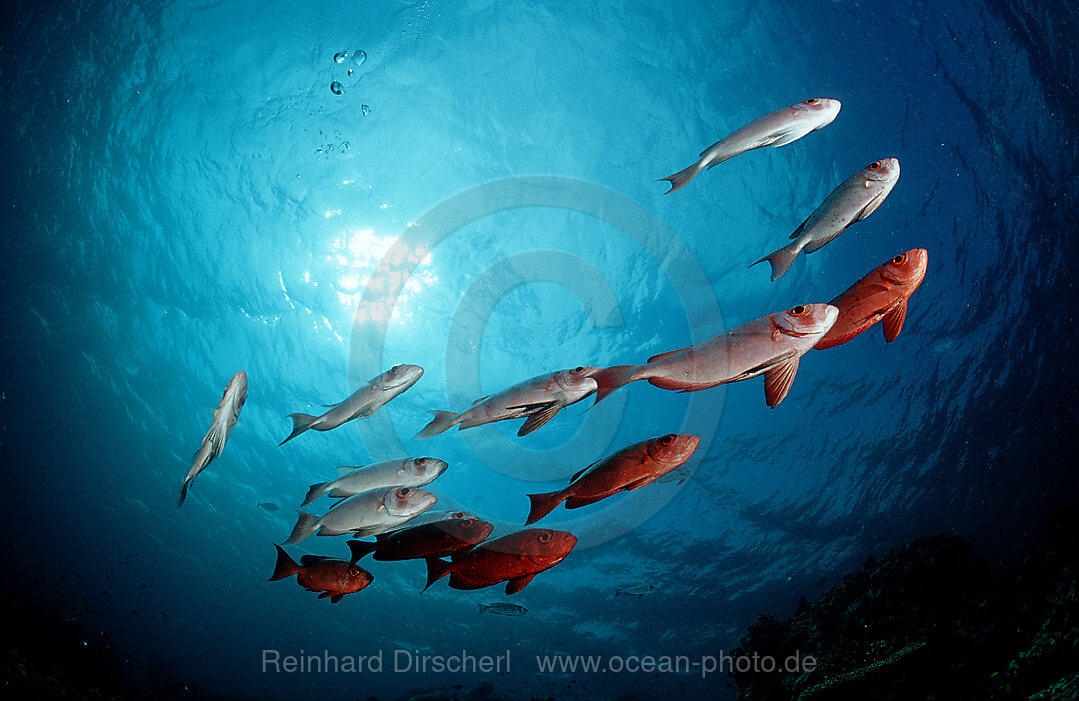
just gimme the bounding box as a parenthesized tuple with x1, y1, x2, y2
(730, 507, 1078, 700)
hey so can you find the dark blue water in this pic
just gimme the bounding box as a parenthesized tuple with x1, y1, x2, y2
(2, 1, 1076, 699)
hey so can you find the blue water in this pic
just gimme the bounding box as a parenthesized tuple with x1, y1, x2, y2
(3, 0, 1076, 699)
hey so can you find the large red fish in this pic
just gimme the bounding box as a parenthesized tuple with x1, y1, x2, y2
(346, 516, 494, 564)
(814, 249, 928, 349)
(423, 529, 577, 595)
(525, 434, 700, 525)
(268, 544, 373, 603)
(592, 303, 837, 408)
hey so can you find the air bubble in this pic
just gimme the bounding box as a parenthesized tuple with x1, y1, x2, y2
(330, 81, 343, 95)
(333, 51, 347, 64)
(352, 50, 367, 67)
(361, 104, 370, 116)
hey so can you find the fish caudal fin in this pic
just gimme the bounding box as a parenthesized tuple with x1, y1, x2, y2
(423, 557, 453, 592)
(177, 476, 194, 508)
(347, 539, 376, 565)
(414, 410, 458, 440)
(763, 356, 800, 408)
(301, 482, 327, 507)
(283, 510, 319, 546)
(268, 544, 299, 581)
(658, 162, 703, 194)
(751, 242, 802, 282)
(525, 490, 565, 525)
(591, 365, 640, 405)
(279, 413, 318, 446)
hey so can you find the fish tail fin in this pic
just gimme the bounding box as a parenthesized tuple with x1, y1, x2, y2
(423, 556, 453, 592)
(591, 365, 640, 405)
(658, 162, 703, 194)
(301, 482, 327, 507)
(525, 490, 565, 525)
(477, 603, 489, 615)
(283, 510, 319, 546)
(347, 539, 376, 565)
(414, 410, 458, 440)
(750, 241, 802, 282)
(177, 476, 194, 508)
(279, 413, 318, 446)
(268, 544, 299, 581)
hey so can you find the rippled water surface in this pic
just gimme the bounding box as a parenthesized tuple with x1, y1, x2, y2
(2, 1, 1076, 699)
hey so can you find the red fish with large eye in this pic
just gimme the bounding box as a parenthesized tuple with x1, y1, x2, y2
(591, 303, 838, 409)
(423, 529, 578, 595)
(268, 544, 373, 603)
(815, 249, 929, 350)
(525, 434, 701, 525)
(346, 516, 494, 565)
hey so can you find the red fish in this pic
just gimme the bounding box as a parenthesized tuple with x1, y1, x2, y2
(268, 544, 373, 603)
(592, 303, 837, 408)
(346, 516, 494, 564)
(525, 434, 700, 525)
(424, 529, 577, 595)
(814, 249, 928, 349)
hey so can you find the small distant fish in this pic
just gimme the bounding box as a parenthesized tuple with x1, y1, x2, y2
(414, 366, 600, 439)
(424, 529, 578, 595)
(347, 516, 493, 564)
(814, 249, 929, 349)
(280, 364, 423, 445)
(655, 466, 690, 485)
(302, 457, 448, 507)
(614, 584, 660, 598)
(178, 371, 247, 508)
(258, 502, 279, 512)
(660, 98, 842, 194)
(592, 304, 838, 408)
(752, 158, 901, 281)
(268, 544, 373, 603)
(526, 434, 701, 524)
(284, 486, 437, 545)
(478, 602, 527, 616)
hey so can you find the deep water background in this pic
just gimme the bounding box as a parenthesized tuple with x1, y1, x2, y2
(2, 1, 1077, 699)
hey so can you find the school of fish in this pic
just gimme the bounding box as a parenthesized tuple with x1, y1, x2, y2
(175, 96, 927, 609)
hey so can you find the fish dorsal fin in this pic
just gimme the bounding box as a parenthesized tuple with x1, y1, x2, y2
(471, 395, 491, 406)
(882, 299, 908, 342)
(570, 459, 601, 484)
(789, 212, 814, 240)
(300, 555, 334, 566)
(517, 403, 561, 437)
(763, 356, 800, 408)
(505, 573, 537, 595)
(647, 346, 691, 363)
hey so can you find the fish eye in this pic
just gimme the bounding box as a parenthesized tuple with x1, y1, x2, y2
(415, 457, 428, 465)
(460, 519, 474, 528)
(348, 567, 361, 577)
(804, 98, 819, 104)
(891, 254, 907, 265)
(538, 531, 552, 544)
(789, 305, 808, 316)
(572, 366, 585, 373)
(389, 364, 402, 373)
(660, 435, 675, 446)
(452, 511, 466, 519)
(396, 487, 412, 498)
(869, 161, 882, 169)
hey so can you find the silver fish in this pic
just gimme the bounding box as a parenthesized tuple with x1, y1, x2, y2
(302, 457, 448, 507)
(753, 158, 901, 281)
(660, 98, 841, 194)
(178, 371, 247, 508)
(478, 602, 527, 616)
(414, 366, 600, 439)
(280, 364, 423, 445)
(614, 584, 660, 598)
(284, 486, 437, 545)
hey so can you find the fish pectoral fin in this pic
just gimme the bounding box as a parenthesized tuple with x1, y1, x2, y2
(321, 402, 341, 408)
(505, 573, 537, 595)
(623, 475, 661, 491)
(517, 403, 563, 437)
(317, 591, 333, 599)
(349, 526, 383, 538)
(853, 190, 886, 222)
(882, 299, 908, 342)
(763, 356, 801, 408)
(761, 126, 804, 149)
(329, 593, 345, 603)
(470, 394, 491, 406)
